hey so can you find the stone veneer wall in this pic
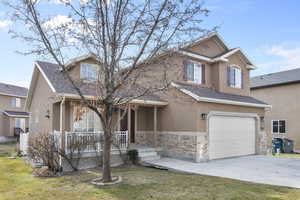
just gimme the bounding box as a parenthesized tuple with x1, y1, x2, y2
(135, 129, 267, 162)
(135, 131, 155, 146)
(157, 132, 199, 161)
(258, 131, 268, 154)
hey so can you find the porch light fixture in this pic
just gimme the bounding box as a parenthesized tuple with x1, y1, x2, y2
(45, 110, 50, 119)
(201, 113, 207, 120)
(260, 116, 265, 131)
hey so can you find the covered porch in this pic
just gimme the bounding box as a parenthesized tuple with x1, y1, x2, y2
(52, 97, 168, 152)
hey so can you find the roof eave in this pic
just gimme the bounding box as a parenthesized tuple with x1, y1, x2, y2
(0, 92, 27, 98)
(171, 82, 271, 108)
(251, 80, 300, 90)
(57, 93, 168, 106)
(3, 111, 29, 118)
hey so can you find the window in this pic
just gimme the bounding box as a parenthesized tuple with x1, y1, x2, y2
(272, 120, 286, 134)
(11, 97, 21, 108)
(80, 63, 97, 81)
(15, 118, 25, 130)
(186, 61, 203, 84)
(228, 66, 242, 88)
(73, 106, 102, 132)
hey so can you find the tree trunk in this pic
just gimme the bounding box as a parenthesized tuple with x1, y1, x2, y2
(102, 130, 112, 182)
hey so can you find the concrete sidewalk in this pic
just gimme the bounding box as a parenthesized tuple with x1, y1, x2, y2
(146, 155, 300, 189)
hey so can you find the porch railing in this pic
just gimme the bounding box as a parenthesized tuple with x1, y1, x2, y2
(53, 131, 128, 154)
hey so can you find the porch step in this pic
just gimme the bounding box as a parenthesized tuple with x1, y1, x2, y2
(140, 155, 161, 162)
(135, 147, 161, 163)
(138, 151, 158, 157)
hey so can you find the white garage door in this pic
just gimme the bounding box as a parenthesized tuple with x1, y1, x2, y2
(209, 115, 256, 160)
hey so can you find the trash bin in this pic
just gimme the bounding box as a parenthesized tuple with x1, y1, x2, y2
(283, 139, 294, 153)
(272, 138, 283, 153)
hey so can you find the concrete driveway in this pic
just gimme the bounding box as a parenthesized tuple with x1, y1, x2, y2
(146, 155, 300, 188)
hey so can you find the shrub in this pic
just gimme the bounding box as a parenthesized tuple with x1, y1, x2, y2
(28, 132, 60, 173)
(127, 149, 138, 164)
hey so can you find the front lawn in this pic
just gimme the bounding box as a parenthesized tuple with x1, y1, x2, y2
(277, 153, 300, 159)
(0, 142, 17, 157)
(1, 143, 300, 200)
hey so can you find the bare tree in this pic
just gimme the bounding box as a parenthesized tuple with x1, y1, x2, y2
(5, 0, 213, 183)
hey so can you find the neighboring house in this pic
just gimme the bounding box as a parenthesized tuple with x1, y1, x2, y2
(0, 82, 29, 143)
(25, 33, 270, 170)
(251, 68, 300, 152)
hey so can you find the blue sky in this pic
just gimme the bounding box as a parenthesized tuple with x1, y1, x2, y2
(0, 0, 299, 87)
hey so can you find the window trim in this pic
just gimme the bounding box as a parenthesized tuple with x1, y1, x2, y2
(271, 120, 286, 134)
(186, 60, 203, 84)
(228, 65, 242, 89)
(72, 106, 102, 132)
(80, 62, 98, 82)
(11, 97, 21, 108)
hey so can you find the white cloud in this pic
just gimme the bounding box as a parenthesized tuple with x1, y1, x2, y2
(51, 0, 71, 4)
(256, 43, 300, 74)
(43, 15, 73, 30)
(0, 20, 11, 29)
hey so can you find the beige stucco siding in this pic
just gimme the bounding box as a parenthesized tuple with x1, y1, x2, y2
(29, 71, 55, 135)
(158, 88, 265, 133)
(216, 53, 251, 96)
(186, 36, 226, 57)
(251, 83, 300, 150)
(69, 58, 100, 81)
(0, 94, 28, 137)
(134, 41, 251, 97)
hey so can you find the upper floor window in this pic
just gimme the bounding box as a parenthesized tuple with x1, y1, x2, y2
(11, 97, 21, 108)
(272, 120, 286, 134)
(80, 63, 97, 81)
(228, 66, 242, 88)
(184, 60, 205, 84)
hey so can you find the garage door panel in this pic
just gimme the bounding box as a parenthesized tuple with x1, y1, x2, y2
(209, 115, 255, 160)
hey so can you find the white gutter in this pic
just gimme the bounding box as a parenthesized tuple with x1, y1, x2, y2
(0, 92, 27, 98)
(178, 50, 230, 63)
(57, 93, 168, 106)
(130, 99, 168, 106)
(3, 111, 29, 118)
(171, 82, 272, 108)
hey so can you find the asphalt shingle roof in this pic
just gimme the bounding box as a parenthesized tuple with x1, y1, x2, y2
(36, 61, 166, 103)
(0, 82, 28, 97)
(174, 82, 268, 105)
(251, 68, 300, 89)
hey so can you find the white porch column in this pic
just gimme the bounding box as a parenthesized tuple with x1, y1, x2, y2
(60, 97, 66, 151)
(154, 106, 157, 147)
(134, 106, 138, 141)
(117, 108, 121, 131)
(127, 104, 131, 146)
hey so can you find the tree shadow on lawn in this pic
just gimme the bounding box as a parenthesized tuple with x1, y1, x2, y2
(1, 156, 300, 200)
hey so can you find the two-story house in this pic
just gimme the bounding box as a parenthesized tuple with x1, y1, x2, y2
(25, 33, 270, 170)
(251, 68, 300, 152)
(0, 82, 29, 143)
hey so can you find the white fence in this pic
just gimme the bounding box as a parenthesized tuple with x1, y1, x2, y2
(20, 133, 29, 155)
(19, 131, 128, 155)
(63, 131, 128, 154)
